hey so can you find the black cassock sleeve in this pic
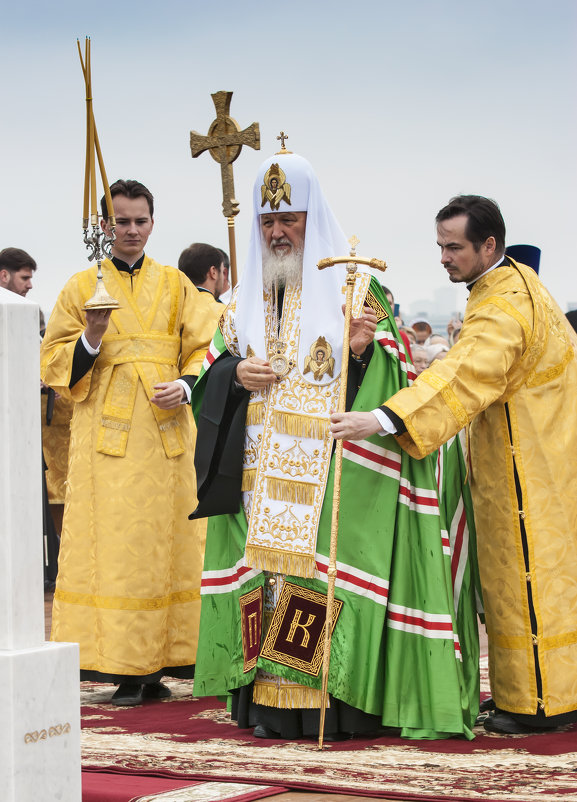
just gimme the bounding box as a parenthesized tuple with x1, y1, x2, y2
(189, 354, 249, 519)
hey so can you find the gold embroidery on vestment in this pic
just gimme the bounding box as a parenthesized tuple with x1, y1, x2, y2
(246, 402, 265, 427)
(259, 582, 343, 676)
(271, 410, 329, 440)
(267, 476, 316, 507)
(252, 679, 327, 709)
(420, 372, 469, 428)
(365, 287, 388, 322)
(240, 586, 263, 672)
(526, 345, 573, 387)
(241, 469, 257, 492)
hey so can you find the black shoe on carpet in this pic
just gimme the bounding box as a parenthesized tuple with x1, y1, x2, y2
(479, 696, 496, 713)
(253, 724, 280, 739)
(483, 710, 553, 735)
(111, 683, 144, 706)
(142, 681, 172, 700)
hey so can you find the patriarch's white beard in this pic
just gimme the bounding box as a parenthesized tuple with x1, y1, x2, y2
(262, 244, 303, 290)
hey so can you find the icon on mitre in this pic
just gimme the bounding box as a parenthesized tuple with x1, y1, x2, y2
(261, 163, 291, 211)
(304, 336, 335, 382)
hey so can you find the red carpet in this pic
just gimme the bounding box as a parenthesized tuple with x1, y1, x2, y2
(81, 662, 577, 801)
(82, 772, 286, 802)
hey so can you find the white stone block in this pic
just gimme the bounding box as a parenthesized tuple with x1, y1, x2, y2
(0, 291, 44, 650)
(0, 641, 81, 802)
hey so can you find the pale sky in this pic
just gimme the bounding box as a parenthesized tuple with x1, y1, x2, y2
(1, 0, 576, 322)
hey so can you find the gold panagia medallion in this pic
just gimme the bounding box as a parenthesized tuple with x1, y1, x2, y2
(269, 339, 294, 381)
(261, 163, 291, 211)
(303, 336, 335, 382)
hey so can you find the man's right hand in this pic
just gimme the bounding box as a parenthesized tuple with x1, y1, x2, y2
(84, 308, 113, 350)
(236, 356, 276, 391)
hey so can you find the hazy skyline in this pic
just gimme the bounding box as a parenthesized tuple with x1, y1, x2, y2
(2, 0, 575, 321)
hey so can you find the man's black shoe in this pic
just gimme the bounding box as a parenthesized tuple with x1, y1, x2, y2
(483, 710, 552, 735)
(479, 697, 496, 712)
(253, 724, 280, 739)
(142, 681, 171, 700)
(111, 683, 144, 706)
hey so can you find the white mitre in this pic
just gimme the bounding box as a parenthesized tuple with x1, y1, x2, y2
(235, 152, 352, 384)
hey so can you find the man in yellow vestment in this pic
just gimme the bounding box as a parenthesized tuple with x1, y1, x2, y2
(331, 195, 577, 734)
(41, 179, 214, 705)
(178, 241, 229, 330)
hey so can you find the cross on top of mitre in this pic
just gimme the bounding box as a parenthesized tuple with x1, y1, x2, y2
(276, 131, 292, 154)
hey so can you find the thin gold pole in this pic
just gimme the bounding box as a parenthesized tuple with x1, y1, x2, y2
(78, 40, 90, 226)
(318, 266, 357, 750)
(227, 216, 238, 287)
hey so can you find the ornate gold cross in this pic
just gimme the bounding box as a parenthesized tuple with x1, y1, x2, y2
(190, 91, 260, 218)
(189, 91, 260, 285)
(277, 131, 288, 149)
(348, 235, 360, 255)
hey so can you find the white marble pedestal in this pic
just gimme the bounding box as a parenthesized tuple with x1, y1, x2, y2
(0, 643, 80, 800)
(0, 289, 81, 801)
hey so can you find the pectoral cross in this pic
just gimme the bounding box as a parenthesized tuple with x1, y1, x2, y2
(189, 91, 260, 285)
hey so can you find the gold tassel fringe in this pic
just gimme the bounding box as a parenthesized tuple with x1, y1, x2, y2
(241, 468, 257, 492)
(267, 476, 316, 507)
(246, 402, 265, 427)
(272, 410, 329, 440)
(245, 545, 317, 579)
(252, 680, 328, 709)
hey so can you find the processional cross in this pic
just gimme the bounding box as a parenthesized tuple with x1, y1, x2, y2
(189, 91, 260, 286)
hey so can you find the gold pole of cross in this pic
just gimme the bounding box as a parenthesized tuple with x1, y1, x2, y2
(189, 91, 260, 288)
(316, 236, 387, 750)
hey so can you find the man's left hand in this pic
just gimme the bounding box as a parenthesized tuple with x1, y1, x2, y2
(151, 382, 185, 409)
(347, 306, 378, 356)
(330, 411, 381, 440)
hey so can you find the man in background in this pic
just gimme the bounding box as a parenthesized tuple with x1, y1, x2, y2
(0, 247, 36, 296)
(178, 242, 229, 300)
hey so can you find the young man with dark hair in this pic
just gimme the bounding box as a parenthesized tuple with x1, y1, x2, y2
(435, 194, 506, 256)
(101, 178, 154, 219)
(0, 247, 36, 297)
(332, 194, 577, 735)
(178, 242, 229, 301)
(41, 179, 214, 706)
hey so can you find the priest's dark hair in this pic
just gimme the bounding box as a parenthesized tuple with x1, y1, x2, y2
(0, 247, 37, 273)
(101, 179, 154, 220)
(436, 195, 506, 254)
(217, 248, 230, 271)
(178, 242, 224, 285)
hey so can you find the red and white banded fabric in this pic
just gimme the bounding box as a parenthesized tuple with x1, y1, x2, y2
(375, 331, 417, 383)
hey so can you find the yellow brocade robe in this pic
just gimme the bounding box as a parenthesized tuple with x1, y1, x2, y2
(41, 394, 73, 504)
(195, 287, 226, 332)
(386, 260, 577, 717)
(40, 257, 214, 677)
